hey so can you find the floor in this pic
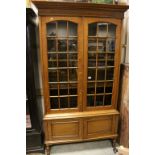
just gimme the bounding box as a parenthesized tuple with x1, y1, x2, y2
(27, 140, 117, 155)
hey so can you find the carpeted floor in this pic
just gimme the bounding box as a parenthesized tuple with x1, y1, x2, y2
(27, 140, 117, 155)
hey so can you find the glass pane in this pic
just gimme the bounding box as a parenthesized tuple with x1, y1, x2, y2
(105, 86, 113, 93)
(58, 60, 67, 67)
(49, 70, 57, 82)
(86, 22, 116, 109)
(107, 53, 114, 59)
(104, 95, 112, 105)
(58, 40, 67, 51)
(48, 61, 57, 68)
(69, 69, 77, 81)
(98, 39, 106, 52)
(46, 22, 56, 36)
(49, 83, 58, 89)
(88, 39, 97, 51)
(47, 21, 79, 111)
(108, 24, 116, 37)
(49, 88, 58, 96)
(107, 60, 114, 66)
(60, 97, 68, 108)
(58, 21, 67, 37)
(88, 59, 96, 67)
(69, 22, 77, 36)
(58, 53, 67, 60)
(106, 68, 114, 80)
(69, 60, 77, 67)
(88, 52, 96, 67)
(69, 83, 77, 89)
(97, 23, 107, 37)
(69, 53, 77, 60)
(98, 60, 105, 67)
(96, 82, 105, 94)
(107, 39, 115, 52)
(69, 39, 77, 51)
(69, 84, 77, 95)
(105, 82, 113, 93)
(87, 96, 94, 106)
(48, 53, 57, 60)
(88, 23, 97, 36)
(96, 95, 104, 106)
(87, 82, 95, 94)
(50, 98, 59, 109)
(88, 52, 96, 59)
(47, 39, 56, 51)
(59, 69, 68, 81)
(97, 69, 105, 80)
(48, 54, 57, 67)
(98, 53, 106, 59)
(60, 83, 68, 95)
(88, 69, 96, 81)
(70, 97, 77, 108)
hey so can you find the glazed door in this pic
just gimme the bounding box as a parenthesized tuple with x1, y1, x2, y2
(41, 17, 83, 113)
(83, 18, 121, 111)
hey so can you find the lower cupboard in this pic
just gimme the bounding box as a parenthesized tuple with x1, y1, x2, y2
(43, 110, 119, 145)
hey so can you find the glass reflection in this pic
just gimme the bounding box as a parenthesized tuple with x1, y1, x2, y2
(58, 21, 67, 37)
(69, 22, 77, 36)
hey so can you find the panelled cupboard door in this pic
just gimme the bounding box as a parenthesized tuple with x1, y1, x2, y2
(46, 118, 83, 142)
(83, 115, 118, 139)
(40, 17, 83, 113)
(83, 18, 122, 111)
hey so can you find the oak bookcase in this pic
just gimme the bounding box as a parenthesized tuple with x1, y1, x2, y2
(32, 1, 129, 154)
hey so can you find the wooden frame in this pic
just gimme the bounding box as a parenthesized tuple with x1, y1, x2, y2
(40, 17, 83, 114)
(83, 17, 121, 111)
(32, 1, 128, 19)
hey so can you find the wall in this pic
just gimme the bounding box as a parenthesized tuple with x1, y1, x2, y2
(118, 64, 129, 148)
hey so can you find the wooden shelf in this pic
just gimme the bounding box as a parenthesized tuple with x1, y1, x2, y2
(88, 36, 115, 39)
(49, 81, 77, 84)
(88, 66, 115, 69)
(43, 109, 119, 120)
(47, 36, 77, 38)
(88, 51, 115, 53)
(50, 95, 77, 98)
(48, 51, 77, 54)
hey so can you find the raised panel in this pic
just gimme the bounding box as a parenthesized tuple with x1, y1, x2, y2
(84, 115, 114, 139)
(48, 118, 83, 141)
(88, 118, 112, 134)
(52, 121, 79, 137)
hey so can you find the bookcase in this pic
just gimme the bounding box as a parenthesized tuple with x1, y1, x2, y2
(32, 1, 129, 154)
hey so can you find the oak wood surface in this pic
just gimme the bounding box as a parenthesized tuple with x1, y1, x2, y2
(84, 115, 113, 139)
(48, 118, 83, 141)
(32, 1, 129, 19)
(44, 134, 118, 145)
(44, 109, 119, 120)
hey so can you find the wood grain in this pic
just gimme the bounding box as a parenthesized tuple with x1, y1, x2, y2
(32, 1, 129, 19)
